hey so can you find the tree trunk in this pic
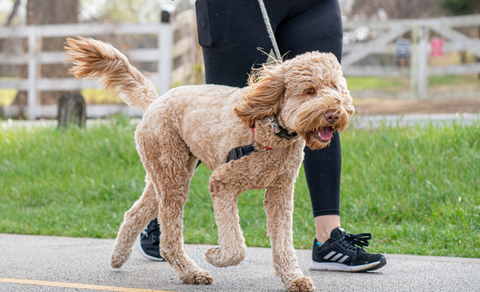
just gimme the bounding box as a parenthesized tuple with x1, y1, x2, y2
(57, 93, 86, 128)
(11, 0, 79, 111)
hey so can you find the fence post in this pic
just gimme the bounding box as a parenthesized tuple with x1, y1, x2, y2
(158, 22, 173, 96)
(410, 23, 418, 94)
(417, 24, 429, 99)
(189, 11, 198, 85)
(27, 26, 38, 120)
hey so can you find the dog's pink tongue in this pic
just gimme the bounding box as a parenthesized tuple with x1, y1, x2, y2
(318, 127, 333, 140)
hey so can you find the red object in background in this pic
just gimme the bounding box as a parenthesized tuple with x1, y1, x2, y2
(430, 38, 444, 57)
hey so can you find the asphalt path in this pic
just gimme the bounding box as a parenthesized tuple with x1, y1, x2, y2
(1, 234, 479, 292)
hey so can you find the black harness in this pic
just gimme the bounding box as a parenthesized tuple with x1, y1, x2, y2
(226, 116, 297, 162)
(226, 144, 257, 162)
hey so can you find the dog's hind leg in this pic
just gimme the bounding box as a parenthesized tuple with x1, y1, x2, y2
(264, 179, 315, 292)
(111, 178, 158, 268)
(137, 126, 212, 285)
(156, 159, 213, 284)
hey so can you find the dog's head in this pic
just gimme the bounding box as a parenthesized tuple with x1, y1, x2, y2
(234, 52, 354, 149)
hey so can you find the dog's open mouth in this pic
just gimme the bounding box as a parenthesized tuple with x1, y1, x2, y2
(313, 126, 334, 142)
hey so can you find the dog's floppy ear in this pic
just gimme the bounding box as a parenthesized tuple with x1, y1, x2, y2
(234, 64, 285, 125)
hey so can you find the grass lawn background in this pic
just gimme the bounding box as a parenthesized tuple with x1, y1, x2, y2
(1, 116, 479, 258)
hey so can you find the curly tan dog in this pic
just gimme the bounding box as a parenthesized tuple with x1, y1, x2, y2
(66, 37, 354, 292)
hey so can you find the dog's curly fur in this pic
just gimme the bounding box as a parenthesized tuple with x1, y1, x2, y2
(66, 37, 354, 292)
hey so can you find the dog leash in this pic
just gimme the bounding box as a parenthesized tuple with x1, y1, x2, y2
(257, 0, 282, 60)
(226, 2, 285, 163)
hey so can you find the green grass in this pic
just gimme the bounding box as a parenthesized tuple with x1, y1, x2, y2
(345, 76, 408, 91)
(1, 117, 479, 257)
(82, 89, 123, 104)
(0, 89, 122, 106)
(0, 89, 17, 106)
(429, 74, 480, 87)
(345, 74, 480, 92)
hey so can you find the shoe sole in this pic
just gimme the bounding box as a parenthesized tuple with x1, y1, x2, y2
(136, 237, 166, 262)
(309, 256, 386, 272)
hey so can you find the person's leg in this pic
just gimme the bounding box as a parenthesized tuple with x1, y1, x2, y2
(275, 0, 386, 271)
(275, 0, 343, 243)
(306, 135, 342, 244)
(213, 0, 344, 244)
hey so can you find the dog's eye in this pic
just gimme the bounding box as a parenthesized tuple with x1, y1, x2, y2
(305, 88, 316, 95)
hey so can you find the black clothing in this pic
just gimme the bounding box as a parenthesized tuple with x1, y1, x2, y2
(196, 0, 343, 216)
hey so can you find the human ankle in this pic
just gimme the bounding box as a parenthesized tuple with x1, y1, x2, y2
(314, 215, 341, 243)
(316, 231, 331, 244)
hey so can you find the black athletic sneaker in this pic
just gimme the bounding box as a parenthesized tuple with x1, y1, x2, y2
(136, 218, 166, 261)
(309, 227, 386, 272)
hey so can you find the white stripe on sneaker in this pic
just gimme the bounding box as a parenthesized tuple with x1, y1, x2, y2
(338, 255, 349, 263)
(331, 253, 344, 262)
(323, 251, 336, 260)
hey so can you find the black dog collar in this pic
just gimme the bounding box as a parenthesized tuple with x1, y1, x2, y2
(265, 116, 297, 140)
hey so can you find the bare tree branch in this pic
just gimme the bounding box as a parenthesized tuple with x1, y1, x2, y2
(6, 0, 21, 26)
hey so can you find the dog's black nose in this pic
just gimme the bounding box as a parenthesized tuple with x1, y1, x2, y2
(324, 110, 340, 124)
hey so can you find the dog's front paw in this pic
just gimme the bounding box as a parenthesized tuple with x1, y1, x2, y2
(285, 277, 315, 292)
(110, 249, 131, 268)
(180, 270, 213, 285)
(205, 247, 246, 267)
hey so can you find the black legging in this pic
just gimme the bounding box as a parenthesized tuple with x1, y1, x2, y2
(196, 0, 343, 217)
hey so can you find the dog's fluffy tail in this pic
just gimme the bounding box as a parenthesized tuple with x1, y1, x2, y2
(65, 37, 157, 111)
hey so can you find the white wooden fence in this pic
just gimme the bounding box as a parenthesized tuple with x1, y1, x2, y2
(343, 14, 480, 99)
(2, 12, 479, 119)
(0, 10, 197, 119)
